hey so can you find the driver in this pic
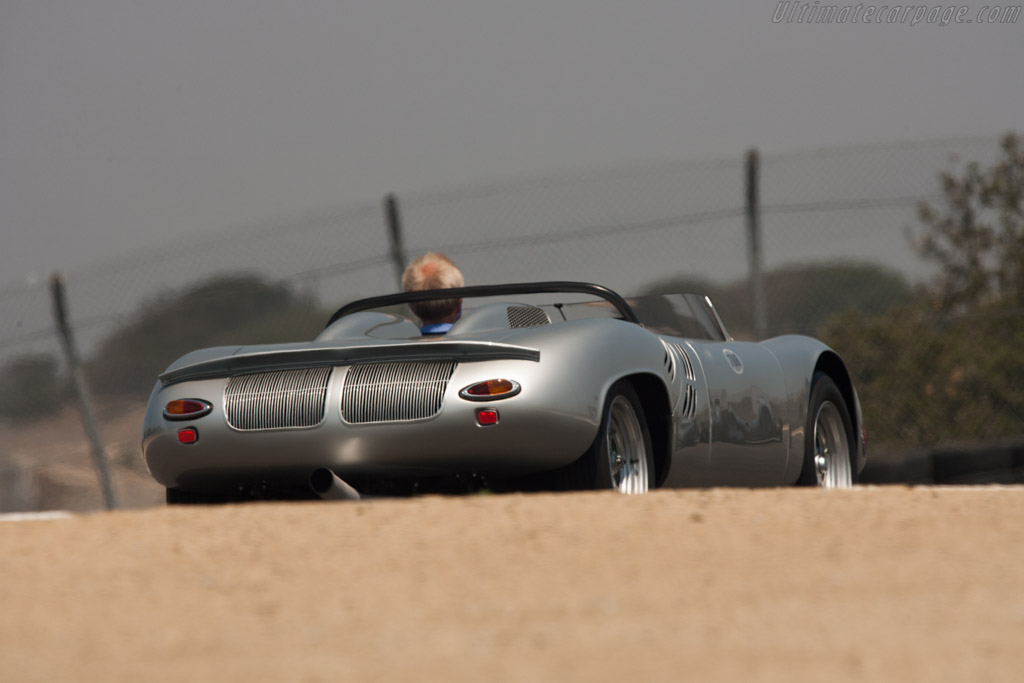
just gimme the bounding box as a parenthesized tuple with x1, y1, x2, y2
(401, 252, 464, 335)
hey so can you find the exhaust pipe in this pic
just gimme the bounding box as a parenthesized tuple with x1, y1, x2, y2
(310, 468, 361, 501)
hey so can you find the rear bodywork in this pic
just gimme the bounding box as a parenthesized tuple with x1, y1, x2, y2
(143, 282, 865, 494)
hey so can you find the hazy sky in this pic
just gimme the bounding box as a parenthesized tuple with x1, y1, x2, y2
(1, 1, 1021, 289)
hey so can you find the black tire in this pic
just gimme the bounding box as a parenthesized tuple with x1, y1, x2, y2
(555, 380, 655, 493)
(798, 372, 856, 487)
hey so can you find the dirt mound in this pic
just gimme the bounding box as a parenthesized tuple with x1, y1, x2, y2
(1, 404, 164, 512)
(2, 486, 1022, 682)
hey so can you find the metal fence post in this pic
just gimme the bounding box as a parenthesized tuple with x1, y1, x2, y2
(746, 148, 768, 338)
(384, 193, 407, 289)
(49, 272, 118, 510)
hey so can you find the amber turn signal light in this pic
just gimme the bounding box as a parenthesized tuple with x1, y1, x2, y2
(164, 399, 213, 420)
(458, 379, 521, 401)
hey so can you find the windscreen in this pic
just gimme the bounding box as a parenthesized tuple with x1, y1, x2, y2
(627, 294, 726, 340)
(541, 294, 725, 341)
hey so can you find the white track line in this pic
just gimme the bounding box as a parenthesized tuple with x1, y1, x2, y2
(911, 484, 1024, 491)
(0, 511, 74, 522)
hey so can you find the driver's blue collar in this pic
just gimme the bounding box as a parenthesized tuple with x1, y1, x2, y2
(420, 322, 454, 335)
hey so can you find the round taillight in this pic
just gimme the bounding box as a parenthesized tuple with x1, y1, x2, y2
(164, 399, 213, 420)
(459, 379, 521, 401)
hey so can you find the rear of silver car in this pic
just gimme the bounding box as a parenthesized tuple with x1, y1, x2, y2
(143, 350, 601, 495)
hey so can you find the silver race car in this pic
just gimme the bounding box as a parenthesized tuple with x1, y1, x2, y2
(142, 282, 865, 503)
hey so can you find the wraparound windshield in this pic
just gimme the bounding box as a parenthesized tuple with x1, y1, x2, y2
(545, 294, 726, 341)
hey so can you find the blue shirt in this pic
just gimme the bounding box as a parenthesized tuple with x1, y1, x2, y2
(420, 322, 454, 335)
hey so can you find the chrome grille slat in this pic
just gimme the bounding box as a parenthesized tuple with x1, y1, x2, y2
(342, 361, 457, 424)
(225, 367, 331, 431)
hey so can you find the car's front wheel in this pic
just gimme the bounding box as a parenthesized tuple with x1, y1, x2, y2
(798, 372, 855, 488)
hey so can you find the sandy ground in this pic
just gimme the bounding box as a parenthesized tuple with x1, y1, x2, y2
(2, 486, 1024, 682)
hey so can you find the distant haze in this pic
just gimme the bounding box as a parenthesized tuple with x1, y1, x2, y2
(1, 2, 1021, 288)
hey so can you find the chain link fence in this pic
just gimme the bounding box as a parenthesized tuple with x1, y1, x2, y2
(0, 134, 1012, 511)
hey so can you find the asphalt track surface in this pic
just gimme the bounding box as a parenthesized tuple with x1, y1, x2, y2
(2, 486, 1023, 682)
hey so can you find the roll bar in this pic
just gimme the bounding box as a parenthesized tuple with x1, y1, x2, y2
(325, 281, 640, 327)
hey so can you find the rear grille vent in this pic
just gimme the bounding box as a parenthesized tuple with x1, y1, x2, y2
(225, 367, 331, 431)
(342, 361, 457, 424)
(507, 305, 550, 328)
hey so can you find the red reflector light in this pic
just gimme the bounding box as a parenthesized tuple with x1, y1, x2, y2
(459, 379, 521, 401)
(164, 399, 212, 420)
(476, 409, 499, 426)
(177, 427, 199, 445)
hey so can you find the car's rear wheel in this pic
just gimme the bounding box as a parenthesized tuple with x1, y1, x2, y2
(799, 372, 855, 488)
(554, 380, 654, 494)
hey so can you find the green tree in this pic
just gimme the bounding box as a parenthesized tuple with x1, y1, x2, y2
(644, 262, 911, 339)
(87, 273, 327, 397)
(822, 132, 1024, 449)
(0, 353, 64, 421)
(912, 132, 1024, 313)
(819, 305, 1024, 448)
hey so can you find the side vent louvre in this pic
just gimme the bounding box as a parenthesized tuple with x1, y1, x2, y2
(663, 340, 698, 421)
(507, 305, 550, 329)
(672, 343, 696, 381)
(679, 385, 697, 420)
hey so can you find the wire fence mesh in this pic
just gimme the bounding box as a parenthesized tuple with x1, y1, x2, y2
(0, 134, 1014, 511)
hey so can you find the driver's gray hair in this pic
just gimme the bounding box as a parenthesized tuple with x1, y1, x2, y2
(401, 252, 464, 321)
